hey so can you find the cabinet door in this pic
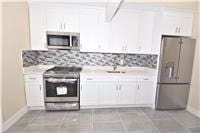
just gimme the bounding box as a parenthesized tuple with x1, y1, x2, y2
(178, 15, 193, 36)
(138, 11, 155, 54)
(46, 9, 63, 32)
(25, 83, 44, 107)
(80, 83, 99, 106)
(99, 10, 111, 53)
(162, 14, 179, 36)
(109, 11, 124, 53)
(99, 83, 118, 105)
(135, 82, 154, 105)
(80, 8, 101, 52)
(110, 9, 140, 53)
(123, 10, 140, 53)
(162, 11, 193, 36)
(119, 82, 136, 104)
(62, 7, 79, 32)
(29, 7, 47, 50)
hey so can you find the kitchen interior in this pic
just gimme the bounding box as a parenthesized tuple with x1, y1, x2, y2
(1, 0, 200, 133)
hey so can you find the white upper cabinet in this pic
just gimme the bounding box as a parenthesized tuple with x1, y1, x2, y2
(29, 7, 47, 50)
(46, 6, 79, 32)
(79, 8, 102, 52)
(162, 9, 193, 36)
(138, 11, 155, 54)
(111, 9, 140, 53)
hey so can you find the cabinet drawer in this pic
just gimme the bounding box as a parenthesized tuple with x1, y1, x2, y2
(80, 76, 118, 82)
(137, 76, 156, 82)
(24, 75, 43, 83)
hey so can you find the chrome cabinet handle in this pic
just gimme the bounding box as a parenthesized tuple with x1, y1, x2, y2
(64, 23, 66, 30)
(86, 78, 93, 80)
(178, 27, 181, 33)
(98, 45, 101, 51)
(143, 78, 149, 80)
(39, 85, 41, 91)
(29, 78, 36, 80)
(125, 45, 127, 51)
(122, 46, 124, 52)
(119, 85, 121, 91)
(137, 85, 139, 90)
(175, 27, 178, 33)
(116, 85, 118, 91)
(60, 23, 62, 30)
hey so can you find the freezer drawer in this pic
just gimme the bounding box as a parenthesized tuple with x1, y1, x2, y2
(156, 84, 190, 109)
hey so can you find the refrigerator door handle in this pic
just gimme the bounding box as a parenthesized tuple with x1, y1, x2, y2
(168, 66, 173, 78)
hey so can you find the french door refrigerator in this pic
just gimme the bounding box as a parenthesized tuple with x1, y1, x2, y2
(156, 37, 195, 109)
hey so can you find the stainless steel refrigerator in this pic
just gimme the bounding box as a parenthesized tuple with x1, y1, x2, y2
(156, 37, 195, 109)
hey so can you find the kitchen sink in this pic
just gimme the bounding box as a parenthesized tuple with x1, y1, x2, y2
(106, 70, 126, 73)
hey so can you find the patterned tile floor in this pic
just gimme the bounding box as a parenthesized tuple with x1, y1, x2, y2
(4, 107, 200, 133)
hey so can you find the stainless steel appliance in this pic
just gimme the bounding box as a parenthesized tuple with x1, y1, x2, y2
(47, 31, 80, 50)
(44, 67, 82, 110)
(156, 37, 195, 109)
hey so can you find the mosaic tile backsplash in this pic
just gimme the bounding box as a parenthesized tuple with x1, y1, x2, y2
(22, 50, 158, 68)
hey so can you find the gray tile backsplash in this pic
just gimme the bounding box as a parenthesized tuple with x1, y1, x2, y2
(22, 50, 158, 68)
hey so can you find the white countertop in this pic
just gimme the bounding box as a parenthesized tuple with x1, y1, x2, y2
(23, 65, 157, 76)
(23, 65, 54, 75)
(81, 66, 157, 76)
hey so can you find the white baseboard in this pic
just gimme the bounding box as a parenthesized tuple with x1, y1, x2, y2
(3, 106, 28, 131)
(28, 106, 45, 110)
(187, 106, 200, 118)
(81, 104, 153, 109)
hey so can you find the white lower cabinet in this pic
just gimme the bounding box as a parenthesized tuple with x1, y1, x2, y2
(135, 82, 154, 105)
(118, 82, 136, 105)
(99, 82, 118, 105)
(24, 75, 44, 108)
(80, 83, 99, 106)
(80, 75, 156, 107)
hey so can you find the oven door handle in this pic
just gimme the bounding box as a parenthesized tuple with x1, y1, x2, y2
(45, 78, 77, 83)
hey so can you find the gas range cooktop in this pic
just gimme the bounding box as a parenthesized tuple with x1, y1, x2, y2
(44, 67, 82, 78)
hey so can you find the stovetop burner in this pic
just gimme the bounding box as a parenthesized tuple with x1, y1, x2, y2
(44, 67, 82, 78)
(47, 67, 82, 72)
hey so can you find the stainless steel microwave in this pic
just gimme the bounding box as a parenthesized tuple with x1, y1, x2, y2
(46, 31, 80, 50)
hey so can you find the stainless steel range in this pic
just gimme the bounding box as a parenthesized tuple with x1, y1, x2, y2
(43, 67, 82, 110)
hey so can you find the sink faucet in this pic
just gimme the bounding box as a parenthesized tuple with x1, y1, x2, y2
(113, 56, 118, 71)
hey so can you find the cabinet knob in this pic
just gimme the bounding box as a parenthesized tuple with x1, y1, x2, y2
(39, 85, 42, 91)
(116, 85, 118, 90)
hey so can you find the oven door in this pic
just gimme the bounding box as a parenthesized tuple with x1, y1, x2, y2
(44, 78, 79, 102)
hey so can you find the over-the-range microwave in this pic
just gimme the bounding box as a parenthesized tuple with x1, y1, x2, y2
(46, 31, 80, 50)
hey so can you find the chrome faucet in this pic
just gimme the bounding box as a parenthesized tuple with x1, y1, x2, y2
(113, 57, 118, 71)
